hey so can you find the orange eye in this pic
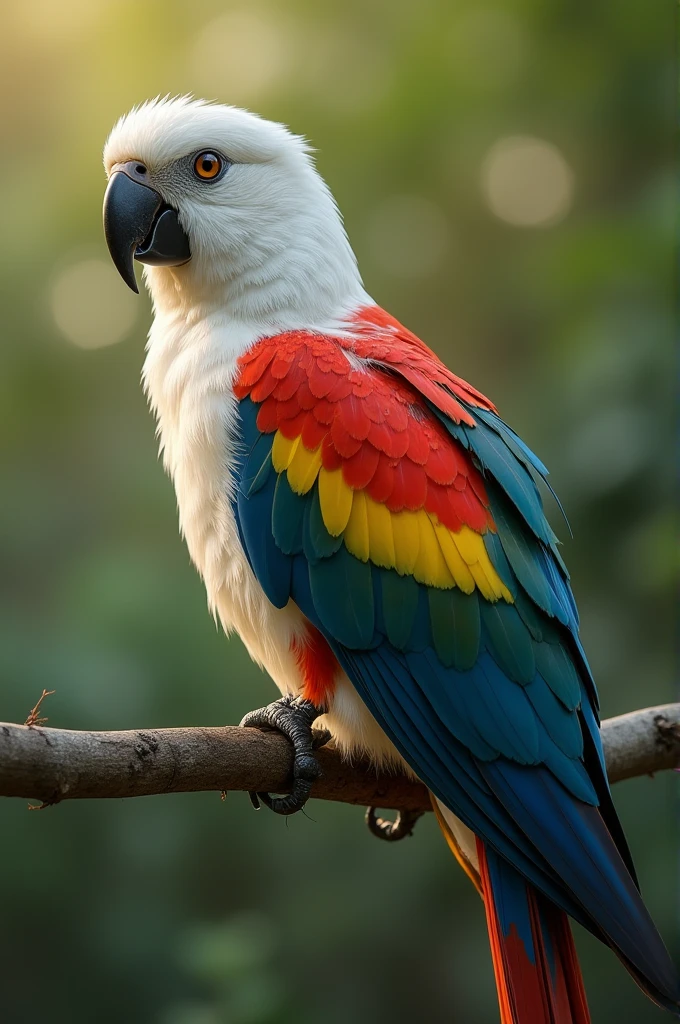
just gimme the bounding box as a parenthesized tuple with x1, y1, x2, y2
(193, 152, 223, 180)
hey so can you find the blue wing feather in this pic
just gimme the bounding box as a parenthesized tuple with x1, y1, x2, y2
(272, 473, 306, 555)
(233, 394, 680, 1012)
(308, 544, 376, 648)
(481, 600, 536, 684)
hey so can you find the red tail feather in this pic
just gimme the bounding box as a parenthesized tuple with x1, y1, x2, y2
(477, 839, 590, 1024)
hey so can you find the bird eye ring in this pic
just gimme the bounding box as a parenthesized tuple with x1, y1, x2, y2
(193, 152, 223, 180)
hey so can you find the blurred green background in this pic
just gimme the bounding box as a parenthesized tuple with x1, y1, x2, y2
(0, 1, 676, 1022)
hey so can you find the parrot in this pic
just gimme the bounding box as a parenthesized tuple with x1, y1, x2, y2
(102, 96, 678, 1023)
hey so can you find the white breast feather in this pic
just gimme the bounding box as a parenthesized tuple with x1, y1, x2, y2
(142, 308, 404, 767)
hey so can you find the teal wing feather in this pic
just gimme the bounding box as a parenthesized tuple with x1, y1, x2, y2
(232, 387, 680, 1013)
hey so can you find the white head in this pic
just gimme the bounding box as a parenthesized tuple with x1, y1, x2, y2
(103, 96, 368, 329)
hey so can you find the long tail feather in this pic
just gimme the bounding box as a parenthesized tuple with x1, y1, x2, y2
(478, 839, 591, 1024)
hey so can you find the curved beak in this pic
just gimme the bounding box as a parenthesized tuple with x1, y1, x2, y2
(103, 170, 191, 293)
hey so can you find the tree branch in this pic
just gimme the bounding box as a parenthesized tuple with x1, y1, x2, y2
(0, 703, 678, 812)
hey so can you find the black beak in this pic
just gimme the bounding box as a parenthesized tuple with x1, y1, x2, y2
(103, 170, 191, 293)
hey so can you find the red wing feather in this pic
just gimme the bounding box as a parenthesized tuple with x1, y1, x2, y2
(234, 307, 497, 535)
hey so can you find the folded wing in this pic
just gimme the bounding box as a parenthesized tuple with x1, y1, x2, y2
(233, 310, 680, 1015)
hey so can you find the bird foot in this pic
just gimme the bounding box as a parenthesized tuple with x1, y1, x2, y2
(365, 806, 424, 842)
(240, 695, 328, 815)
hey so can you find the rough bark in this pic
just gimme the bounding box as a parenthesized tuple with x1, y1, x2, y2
(0, 703, 678, 811)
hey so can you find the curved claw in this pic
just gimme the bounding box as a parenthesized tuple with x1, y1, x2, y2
(240, 695, 326, 816)
(365, 806, 424, 842)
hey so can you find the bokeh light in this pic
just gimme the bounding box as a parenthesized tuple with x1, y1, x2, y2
(187, 10, 292, 104)
(11, 0, 109, 41)
(482, 135, 575, 227)
(50, 258, 138, 349)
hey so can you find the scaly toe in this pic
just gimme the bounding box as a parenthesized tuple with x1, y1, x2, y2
(365, 806, 424, 842)
(240, 695, 327, 816)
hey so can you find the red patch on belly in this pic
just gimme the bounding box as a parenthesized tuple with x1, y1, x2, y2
(290, 623, 338, 707)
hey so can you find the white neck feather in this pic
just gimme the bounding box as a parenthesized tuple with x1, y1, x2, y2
(139, 192, 372, 595)
(143, 161, 371, 342)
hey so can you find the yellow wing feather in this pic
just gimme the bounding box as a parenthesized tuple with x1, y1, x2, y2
(432, 522, 477, 594)
(413, 512, 455, 588)
(287, 443, 322, 495)
(391, 510, 420, 576)
(365, 497, 396, 568)
(271, 428, 512, 602)
(344, 490, 370, 562)
(318, 467, 354, 536)
(271, 432, 300, 473)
